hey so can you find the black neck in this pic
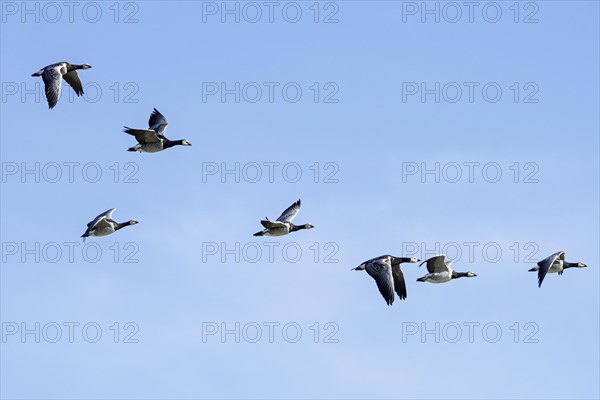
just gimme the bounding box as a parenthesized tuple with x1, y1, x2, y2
(163, 139, 184, 149)
(563, 262, 578, 269)
(451, 271, 469, 279)
(115, 221, 132, 230)
(290, 224, 307, 232)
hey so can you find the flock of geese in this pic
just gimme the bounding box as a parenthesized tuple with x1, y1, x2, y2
(31, 61, 589, 306)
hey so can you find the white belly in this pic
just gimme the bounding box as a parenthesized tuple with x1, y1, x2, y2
(426, 272, 452, 283)
(141, 142, 164, 153)
(548, 261, 563, 273)
(265, 229, 289, 237)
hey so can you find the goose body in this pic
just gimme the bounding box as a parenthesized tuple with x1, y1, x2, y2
(124, 108, 192, 153)
(529, 251, 587, 287)
(31, 62, 92, 109)
(253, 199, 314, 237)
(417, 255, 477, 284)
(352, 255, 420, 305)
(81, 208, 138, 241)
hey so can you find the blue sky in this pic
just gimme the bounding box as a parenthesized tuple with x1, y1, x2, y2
(1, 1, 599, 399)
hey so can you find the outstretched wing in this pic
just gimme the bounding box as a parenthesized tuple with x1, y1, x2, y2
(41, 67, 63, 109)
(83, 208, 115, 236)
(148, 108, 168, 136)
(536, 251, 564, 287)
(365, 259, 395, 305)
(87, 208, 116, 228)
(392, 264, 407, 300)
(260, 219, 286, 229)
(276, 199, 301, 223)
(419, 255, 448, 273)
(62, 70, 84, 96)
(123, 127, 162, 144)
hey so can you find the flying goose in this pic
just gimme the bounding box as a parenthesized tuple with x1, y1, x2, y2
(81, 208, 138, 241)
(528, 251, 587, 287)
(253, 199, 314, 237)
(124, 108, 192, 153)
(416, 254, 477, 283)
(352, 255, 420, 305)
(31, 62, 92, 109)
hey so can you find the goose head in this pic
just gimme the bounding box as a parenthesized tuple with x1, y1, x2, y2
(576, 262, 587, 268)
(390, 256, 420, 265)
(82, 64, 92, 69)
(466, 271, 477, 277)
(181, 139, 192, 146)
(128, 220, 139, 225)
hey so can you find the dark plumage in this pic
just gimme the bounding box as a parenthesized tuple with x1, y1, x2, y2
(124, 108, 192, 153)
(528, 251, 587, 287)
(352, 255, 420, 305)
(253, 199, 314, 237)
(80, 208, 138, 241)
(31, 62, 92, 109)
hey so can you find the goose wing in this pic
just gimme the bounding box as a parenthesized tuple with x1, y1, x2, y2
(83, 208, 115, 236)
(536, 251, 564, 287)
(276, 199, 301, 223)
(260, 219, 286, 229)
(87, 208, 116, 228)
(419, 255, 449, 273)
(148, 108, 169, 136)
(365, 259, 395, 305)
(392, 264, 407, 300)
(62, 70, 84, 96)
(123, 127, 161, 144)
(41, 67, 63, 109)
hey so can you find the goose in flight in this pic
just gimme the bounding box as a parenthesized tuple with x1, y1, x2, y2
(253, 199, 314, 237)
(31, 62, 92, 109)
(124, 108, 192, 153)
(416, 255, 477, 283)
(352, 255, 420, 305)
(81, 208, 138, 241)
(528, 251, 587, 287)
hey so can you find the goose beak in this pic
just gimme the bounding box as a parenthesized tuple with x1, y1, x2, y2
(351, 262, 366, 271)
